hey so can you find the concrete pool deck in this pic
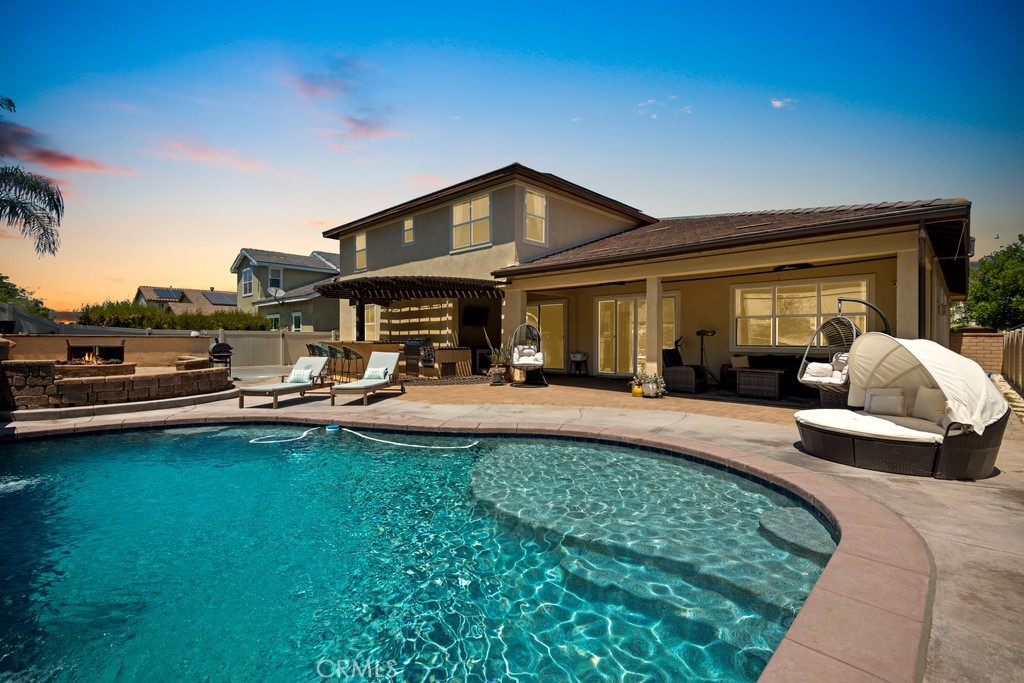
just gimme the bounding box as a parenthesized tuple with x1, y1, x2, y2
(2, 370, 1022, 683)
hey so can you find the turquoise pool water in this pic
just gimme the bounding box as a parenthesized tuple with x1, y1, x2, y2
(0, 426, 835, 682)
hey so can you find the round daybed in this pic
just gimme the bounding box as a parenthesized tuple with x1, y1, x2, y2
(795, 333, 1010, 480)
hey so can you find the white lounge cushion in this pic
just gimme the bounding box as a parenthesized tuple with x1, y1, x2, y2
(864, 387, 906, 415)
(795, 409, 944, 444)
(240, 382, 307, 395)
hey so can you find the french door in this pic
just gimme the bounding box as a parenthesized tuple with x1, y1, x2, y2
(596, 295, 677, 375)
(526, 301, 565, 371)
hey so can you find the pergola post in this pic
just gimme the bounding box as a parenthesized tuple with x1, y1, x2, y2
(355, 299, 365, 342)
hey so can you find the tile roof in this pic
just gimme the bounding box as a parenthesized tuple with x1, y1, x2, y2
(230, 249, 341, 273)
(494, 199, 971, 277)
(136, 286, 238, 313)
(323, 162, 657, 239)
(252, 276, 336, 306)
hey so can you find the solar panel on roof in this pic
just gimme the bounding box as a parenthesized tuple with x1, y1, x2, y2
(153, 288, 182, 299)
(203, 291, 236, 306)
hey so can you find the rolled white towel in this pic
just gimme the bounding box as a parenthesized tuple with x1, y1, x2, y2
(805, 362, 834, 378)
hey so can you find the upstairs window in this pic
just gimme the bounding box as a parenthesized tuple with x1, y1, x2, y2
(291, 311, 302, 332)
(242, 268, 253, 297)
(452, 194, 490, 250)
(403, 218, 414, 245)
(267, 314, 280, 330)
(354, 232, 367, 271)
(268, 267, 283, 291)
(525, 190, 546, 243)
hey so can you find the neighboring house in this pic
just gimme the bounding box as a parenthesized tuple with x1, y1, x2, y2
(317, 163, 972, 378)
(134, 286, 238, 314)
(229, 249, 340, 332)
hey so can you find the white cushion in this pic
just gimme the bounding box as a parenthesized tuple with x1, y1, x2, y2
(864, 387, 905, 415)
(805, 362, 833, 377)
(363, 367, 388, 381)
(518, 347, 536, 357)
(913, 386, 947, 423)
(287, 368, 313, 383)
(831, 352, 849, 373)
(795, 409, 944, 444)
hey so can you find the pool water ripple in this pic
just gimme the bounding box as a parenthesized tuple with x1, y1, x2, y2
(0, 427, 834, 682)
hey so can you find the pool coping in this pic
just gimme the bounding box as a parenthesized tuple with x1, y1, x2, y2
(1, 411, 934, 683)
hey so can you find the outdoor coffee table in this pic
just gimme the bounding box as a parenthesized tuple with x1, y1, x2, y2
(735, 368, 786, 400)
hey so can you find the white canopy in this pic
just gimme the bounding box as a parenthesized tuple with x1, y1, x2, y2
(847, 333, 1008, 433)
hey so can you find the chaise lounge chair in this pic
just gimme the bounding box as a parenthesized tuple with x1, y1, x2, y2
(330, 351, 405, 406)
(238, 356, 329, 409)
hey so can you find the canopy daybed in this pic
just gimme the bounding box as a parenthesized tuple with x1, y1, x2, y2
(795, 333, 1010, 480)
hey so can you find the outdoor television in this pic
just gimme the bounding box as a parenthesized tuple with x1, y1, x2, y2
(463, 306, 489, 327)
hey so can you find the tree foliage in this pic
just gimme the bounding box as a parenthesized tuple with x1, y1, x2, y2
(961, 234, 1024, 330)
(77, 300, 272, 331)
(0, 273, 51, 318)
(0, 98, 64, 256)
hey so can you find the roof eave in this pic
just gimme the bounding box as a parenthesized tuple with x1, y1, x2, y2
(494, 204, 972, 278)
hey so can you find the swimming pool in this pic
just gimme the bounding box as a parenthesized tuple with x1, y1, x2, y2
(0, 425, 835, 682)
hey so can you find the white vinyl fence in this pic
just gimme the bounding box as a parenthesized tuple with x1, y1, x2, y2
(1005, 328, 1024, 394)
(216, 330, 339, 367)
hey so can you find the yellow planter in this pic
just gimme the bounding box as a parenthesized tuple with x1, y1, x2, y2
(631, 384, 644, 397)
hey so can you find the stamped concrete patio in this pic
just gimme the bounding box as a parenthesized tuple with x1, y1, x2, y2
(2, 369, 1021, 682)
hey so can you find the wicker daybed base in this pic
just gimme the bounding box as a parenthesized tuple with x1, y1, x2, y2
(797, 408, 1010, 480)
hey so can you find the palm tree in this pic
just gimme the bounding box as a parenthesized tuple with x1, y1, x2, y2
(1, 97, 63, 256)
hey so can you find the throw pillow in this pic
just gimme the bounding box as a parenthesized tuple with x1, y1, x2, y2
(864, 387, 905, 415)
(831, 352, 849, 373)
(519, 347, 536, 357)
(913, 386, 947, 423)
(363, 367, 388, 381)
(731, 355, 750, 369)
(287, 368, 313, 384)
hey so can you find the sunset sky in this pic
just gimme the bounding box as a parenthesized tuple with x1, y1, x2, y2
(2, 1, 1022, 311)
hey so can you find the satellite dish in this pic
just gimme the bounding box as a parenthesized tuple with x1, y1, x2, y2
(267, 287, 285, 300)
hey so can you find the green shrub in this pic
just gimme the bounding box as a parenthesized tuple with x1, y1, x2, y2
(77, 300, 271, 331)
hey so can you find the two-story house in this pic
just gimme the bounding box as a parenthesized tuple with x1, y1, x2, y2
(316, 163, 971, 380)
(316, 163, 655, 371)
(229, 249, 340, 332)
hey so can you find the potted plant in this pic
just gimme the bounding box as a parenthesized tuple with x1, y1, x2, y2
(632, 363, 666, 398)
(489, 365, 505, 385)
(484, 328, 514, 383)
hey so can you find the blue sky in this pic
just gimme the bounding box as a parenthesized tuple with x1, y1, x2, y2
(2, 0, 1021, 309)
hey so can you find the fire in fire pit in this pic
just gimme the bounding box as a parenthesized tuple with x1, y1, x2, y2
(65, 339, 126, 365)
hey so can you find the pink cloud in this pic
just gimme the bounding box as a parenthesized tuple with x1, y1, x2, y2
(281, 56, 367, 101)
(0, 122, 134, 174)
(153, 139, 268, 172)
(770, 98, 796, 109)
(307, 219, 331, 226)
(340, 116, 402, 141)
(405, 173, 445, 189)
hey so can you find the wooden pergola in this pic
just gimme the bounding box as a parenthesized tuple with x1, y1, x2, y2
(314, 275, 505, 341)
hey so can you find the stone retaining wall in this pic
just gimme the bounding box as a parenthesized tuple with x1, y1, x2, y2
(1, 360, 231, 410)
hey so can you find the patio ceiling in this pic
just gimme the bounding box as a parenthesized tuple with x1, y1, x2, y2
(315, 275, 505, 306)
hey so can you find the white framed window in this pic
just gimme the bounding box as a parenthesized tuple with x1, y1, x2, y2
(402, 218, 414, 245)
(267, 314, 280, 330)
(242, 268, 253, 297)
(732, 276, 871, 350)
(452, 194, 490, 251)
(354, 232, 367, 271)
(291, 311, 302, 332)
(268, 267, 283, 291)
(525, 190, 546, 244)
